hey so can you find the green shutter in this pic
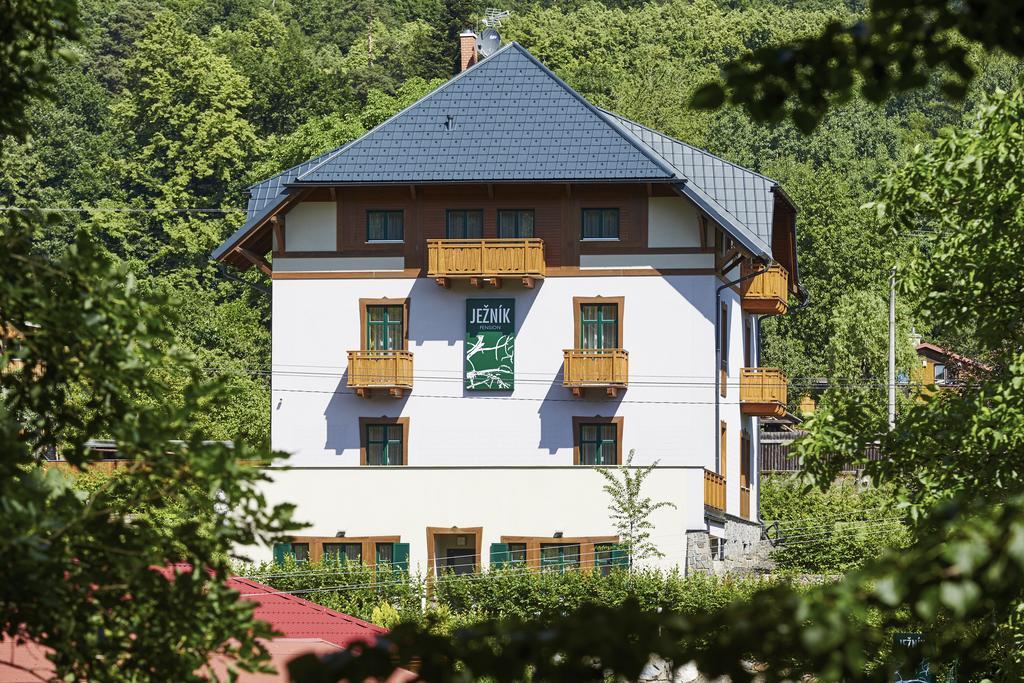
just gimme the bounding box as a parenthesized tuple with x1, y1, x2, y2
(272, 542, 292, 565)
(392, 543, 410, 573)
(490, 542, 510, 569)
(611, 547, 629, 572)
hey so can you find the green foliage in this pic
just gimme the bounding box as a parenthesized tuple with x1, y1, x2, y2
(596, 449, 676, 565)
(0, 0, 79, 140)
(760, 475, 910, 574)
(241, 558, 425, 624)
(691, 0, 1024, 131)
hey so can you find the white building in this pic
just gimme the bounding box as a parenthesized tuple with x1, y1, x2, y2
(213, 40, 803, 575)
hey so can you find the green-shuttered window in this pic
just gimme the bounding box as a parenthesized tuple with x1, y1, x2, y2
(376, 542, 394, 567)
(508, 543, 527, 565)
(446, 209, 483, 238)
(540, 543, 580, 572)
(367, 210, 404, 241)
(366, 305, 404, 351)
(581, 208, 619, 239)
(366, 423, 403, 466)
(323, 543, 362, 564)
(291, 543, 310, 563)
(579, 423, 617, 466)
(580, 304, 618, 349)
(497, 209, 534, 238)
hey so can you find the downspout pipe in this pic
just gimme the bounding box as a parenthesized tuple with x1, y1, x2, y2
(714, 260, 770, 475)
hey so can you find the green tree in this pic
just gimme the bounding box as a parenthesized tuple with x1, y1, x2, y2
(596, 450, 676, 568)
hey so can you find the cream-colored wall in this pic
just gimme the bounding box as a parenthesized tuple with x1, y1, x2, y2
(648, 197, 701, 248)
(579, 253, 714, 269)
(285, 202, 337, 252)
(274, 256, 405, 272)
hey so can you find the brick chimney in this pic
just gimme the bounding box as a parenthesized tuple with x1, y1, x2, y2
(459, 30, 478, 71)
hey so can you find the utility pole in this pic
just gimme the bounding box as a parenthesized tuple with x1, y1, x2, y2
(888, 266, 896, 430)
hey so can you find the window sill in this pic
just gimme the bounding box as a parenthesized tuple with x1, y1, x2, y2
(366, 240, 405, 244)
(581, 237, 621, 242)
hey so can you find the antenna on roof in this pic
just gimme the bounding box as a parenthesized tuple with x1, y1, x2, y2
(477, 27, 502, 57)
(482, 8, 511, 27)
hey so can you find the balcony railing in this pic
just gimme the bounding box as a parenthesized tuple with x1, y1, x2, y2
(740, 367, 788, 417)
(562, 349, 628, 397)
(740, 486, 751, 519)
(427, 238, 545, 288)
(740, 263, 789, 315)
(704, 469, 725, 512)
(347, 350, 413, 398)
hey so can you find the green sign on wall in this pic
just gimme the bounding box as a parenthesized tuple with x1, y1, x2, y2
(465, 298, 515, 391)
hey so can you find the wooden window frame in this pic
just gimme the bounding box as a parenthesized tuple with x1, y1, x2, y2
(359, 416, 410, 466)
(720, 302, 729, 398)
(426, 526, 483, 576)
(720, 420, 727, 478)
(572, 296, 624, 350)
(445, 209, 484, 239)
(572, 415, 624, 466)
(359, 298, 409, 351)
(287, 535, 401, 565)
(366, 209, 405, 242)
(500, 535, 619, 571)
(580, 207, 621, 240)
(740, 429, 751, 488)
(496, 208, 535, 238)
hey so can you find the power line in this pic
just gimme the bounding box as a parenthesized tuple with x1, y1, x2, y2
(0, 206, 243, 214)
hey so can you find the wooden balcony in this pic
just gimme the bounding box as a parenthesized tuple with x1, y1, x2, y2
(563, 349, 628, 397)
(704, 469, 726, 512)
(740, 367, 788, 418)
(427, 238, 545, 288)
(347, 350, 413, 398)
(740, 263, 789, 315)
(740, 486, 751, 519)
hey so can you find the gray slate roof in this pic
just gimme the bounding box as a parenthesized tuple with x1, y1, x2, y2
(214, 41, 780, 261)
(605, 111, 777, 254)
(296, 43, 674, 184)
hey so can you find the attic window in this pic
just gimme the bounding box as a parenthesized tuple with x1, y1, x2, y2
(444, 115, 455, 131)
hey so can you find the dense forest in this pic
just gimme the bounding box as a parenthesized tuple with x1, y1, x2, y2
(3, 0, 1020, 443)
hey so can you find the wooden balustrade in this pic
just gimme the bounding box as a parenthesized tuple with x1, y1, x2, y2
(562, 349, 628, 397)
(427, 238, 545, 288)
(740, 486, 751, 519)
(740, 367, 788, 417)
(347, 350, 413, 398)
(704, 469, 726, 512)
(740, 262, 789, 315)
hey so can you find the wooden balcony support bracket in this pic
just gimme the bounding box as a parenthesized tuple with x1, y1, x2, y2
(234, 247, 272, 276)
(522, 276, 535, 289)
(469, 277, 482, 288)
(484, 277, 502, 288)
(434, 277, 451, 289)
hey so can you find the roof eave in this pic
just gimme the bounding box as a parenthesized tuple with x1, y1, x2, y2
(674, 181, 772, 261)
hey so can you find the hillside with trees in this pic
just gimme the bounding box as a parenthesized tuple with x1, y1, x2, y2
(4, 0, 1020, 440)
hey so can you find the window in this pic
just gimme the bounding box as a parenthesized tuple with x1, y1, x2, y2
(367, 210, 403, 242)
(720, 303, 730, 373)
(376, 542, 394, 566)
(581, 208, 619, 239)
(740, 432, 751, 488)
(292, 543, 310, 563)
(595, 544, 615, 577)
(324, 542, 362, 564)
(934, 363, 948, 384)
(446, 209, 483, 238)
(540, 543, 580, 572)
(744, 318, 753, 368)
(497, 209, 534, 238)
(508, 543, 527, 565)
(710, 537, 726, 561)
(364, 422, 405, 466)
(580, 304, 618, 349)
(575, 419, 621, 466)
(365, 304, 404, 351)
(720, 421, 727, 477)
(573, 297, 623, 351)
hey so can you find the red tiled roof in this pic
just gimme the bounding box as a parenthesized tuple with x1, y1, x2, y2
(227, 576, 386, 648)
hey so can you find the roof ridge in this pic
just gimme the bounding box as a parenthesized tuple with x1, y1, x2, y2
(599, 107, 778, 185)
(296, 41, 521, 183)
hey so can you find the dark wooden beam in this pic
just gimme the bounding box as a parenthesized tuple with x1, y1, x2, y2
(235, 247, 272, 276)
(271, 216, 285, 255)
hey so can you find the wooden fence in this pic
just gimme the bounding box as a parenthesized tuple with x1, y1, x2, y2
(760, 435, 883, 473)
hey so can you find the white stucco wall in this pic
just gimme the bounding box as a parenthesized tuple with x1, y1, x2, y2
(263, 271, 756, 567)
(253, 465, 705, 572)
(648, 197, 701, 248)
(284, 202, 337, 252)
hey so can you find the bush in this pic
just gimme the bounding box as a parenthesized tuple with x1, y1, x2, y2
(760, 474, 911, 574)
